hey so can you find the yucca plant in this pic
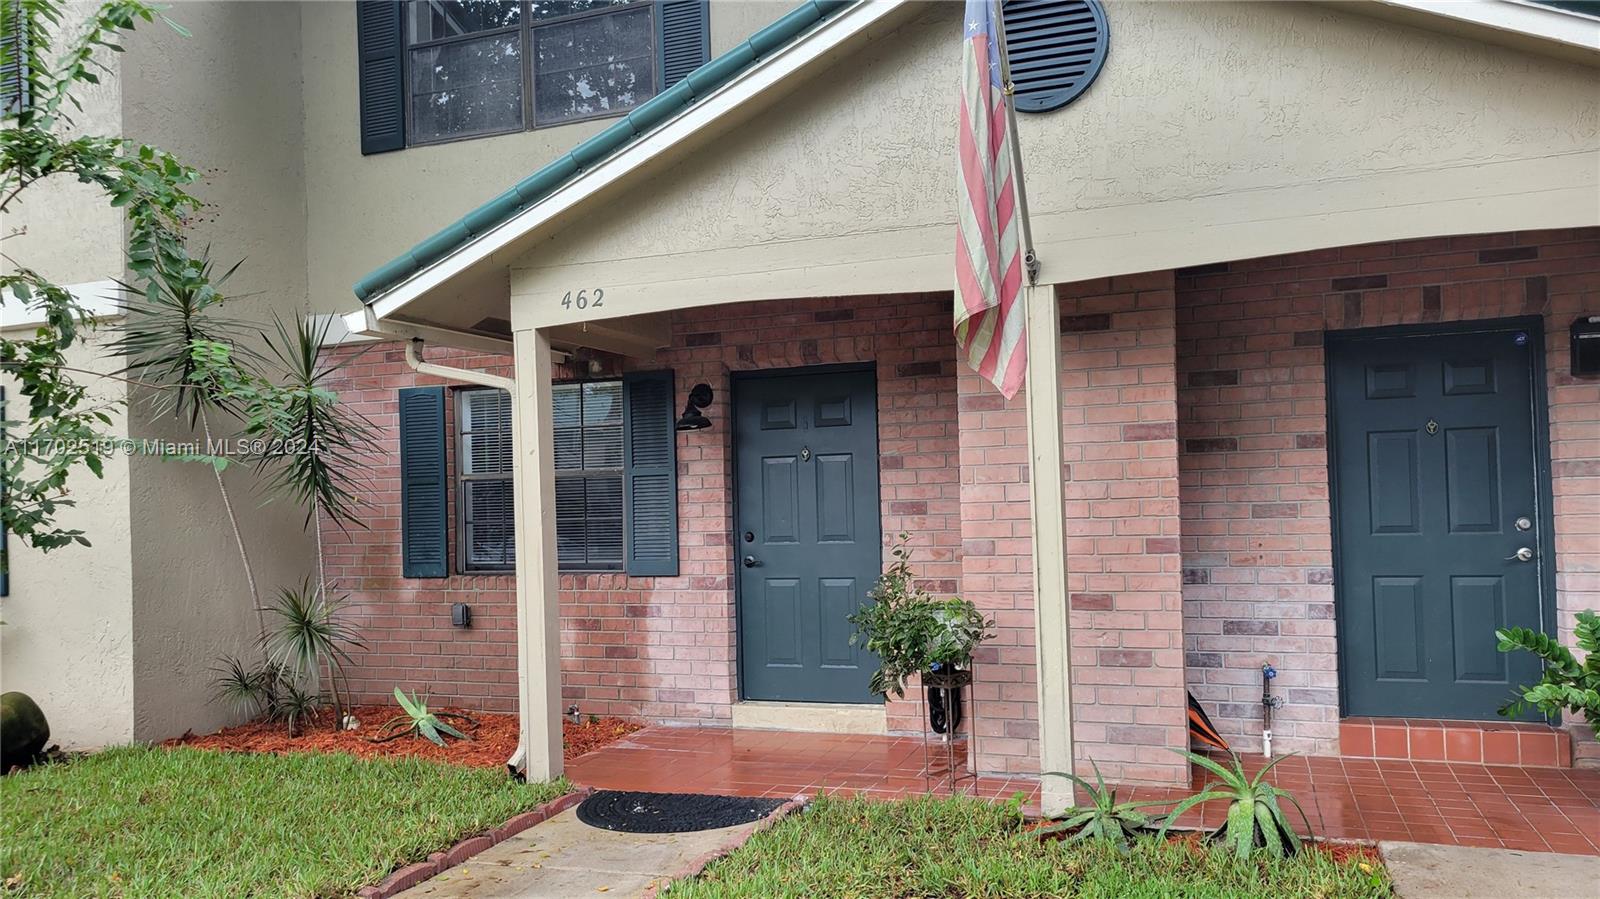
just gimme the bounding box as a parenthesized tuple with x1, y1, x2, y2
(272, 680, 326, 738)
(1036, 762, 1167, 851)
(373, 688, 476, 747)
(259, 580, 364, 726)
(208, 655, 283, 718)
(1157, 750, 1313, 859)
(1497, 610, 1600, 737)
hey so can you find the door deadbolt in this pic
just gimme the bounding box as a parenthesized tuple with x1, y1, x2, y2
(1514, 517, 1532, 532)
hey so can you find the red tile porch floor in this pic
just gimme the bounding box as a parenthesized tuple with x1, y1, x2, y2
(568, 726, 1600, 856)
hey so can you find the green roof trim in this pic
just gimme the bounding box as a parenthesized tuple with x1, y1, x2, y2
(353, 0, 856, 304)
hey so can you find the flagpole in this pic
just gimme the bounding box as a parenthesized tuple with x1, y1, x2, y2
(991, 0, 1038, 285)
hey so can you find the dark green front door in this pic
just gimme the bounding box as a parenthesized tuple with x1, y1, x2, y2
(734, 367, 882, 703)
(1329, 321, 1548, 720)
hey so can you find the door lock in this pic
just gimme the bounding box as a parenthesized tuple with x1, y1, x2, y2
(1506, 547, 1534, 562)
(1514, 517, 1532, 532)
(743, 555, 761, 568)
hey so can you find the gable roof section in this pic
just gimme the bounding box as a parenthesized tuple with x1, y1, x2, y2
(352, 0, 857, 304)
(352, 0, 1600, 317)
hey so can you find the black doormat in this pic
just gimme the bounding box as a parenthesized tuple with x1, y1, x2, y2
(576, 790, 786, 834)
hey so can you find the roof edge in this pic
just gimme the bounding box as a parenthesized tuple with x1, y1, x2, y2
(353, 0, 856, 304)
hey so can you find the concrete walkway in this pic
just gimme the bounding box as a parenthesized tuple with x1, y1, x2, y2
(1381, 841, 1600, 898)
(395, 807, 761, 898)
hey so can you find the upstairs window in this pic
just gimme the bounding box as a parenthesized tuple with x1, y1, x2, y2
(403, 0, 657, 144)
(359, 1, 708, 153)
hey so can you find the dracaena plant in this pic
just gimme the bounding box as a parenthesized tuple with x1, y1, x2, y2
(1037, 761, 1167, 851)
(1157, 750, 1314, 860)
(374, 688, 477, 748)
(1497, 610, 1600, 737)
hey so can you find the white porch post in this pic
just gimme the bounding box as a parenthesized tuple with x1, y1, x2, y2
(512, 328, 563, 780)
(1023, 283, 1075, 816)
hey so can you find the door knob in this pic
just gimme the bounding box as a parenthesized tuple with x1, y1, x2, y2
(743, 555, 761, 568)
(1506, 547, 1534, 562)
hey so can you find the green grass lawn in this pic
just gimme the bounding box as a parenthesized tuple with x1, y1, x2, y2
(1, 746, 568, 898)
(668, 795, 1392, 899)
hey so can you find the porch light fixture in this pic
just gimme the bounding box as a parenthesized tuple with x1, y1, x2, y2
(676, 383, 714, 431)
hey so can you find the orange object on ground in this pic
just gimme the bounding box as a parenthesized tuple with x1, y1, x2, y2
(161, 706, 641, 767)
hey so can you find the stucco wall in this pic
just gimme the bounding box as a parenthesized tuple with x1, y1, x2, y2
(508, 0, 1599, 327)
(298, 0, 779, 312)
(118, 1, 318, 741)
(0, 334, 135, 750)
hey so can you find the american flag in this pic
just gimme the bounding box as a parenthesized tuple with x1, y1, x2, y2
(954, 0, 1027, 399)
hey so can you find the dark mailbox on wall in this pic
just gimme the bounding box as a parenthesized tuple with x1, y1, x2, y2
(1574, 316, 1600, 377)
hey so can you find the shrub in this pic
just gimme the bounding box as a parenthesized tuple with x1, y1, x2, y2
(1497, 610, 1600, 737)
(848, 534, 993, 698)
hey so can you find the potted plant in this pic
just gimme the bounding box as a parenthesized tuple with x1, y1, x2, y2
(849, 534, 993, 698)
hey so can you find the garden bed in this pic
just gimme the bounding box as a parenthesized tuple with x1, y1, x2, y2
(667, 794, 1391, 898)
(162, 706, 641, 767)
(0, 746, 569, 898)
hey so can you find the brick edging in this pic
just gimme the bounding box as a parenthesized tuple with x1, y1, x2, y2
(640, 793, 811, 899)
(356, 787, 594, 899)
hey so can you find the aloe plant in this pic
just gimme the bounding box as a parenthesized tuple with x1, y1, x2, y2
(1497, 610, 1600, 737)
(373, 688, 476, 747)
(1158, 750, 1313, 859)
(1036, 762, 1166, 851)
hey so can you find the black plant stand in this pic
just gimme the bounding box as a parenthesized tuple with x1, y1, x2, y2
(917, 667, 977, 795)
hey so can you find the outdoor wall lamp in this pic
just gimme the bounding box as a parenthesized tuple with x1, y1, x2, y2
(676, 383, 714, 431)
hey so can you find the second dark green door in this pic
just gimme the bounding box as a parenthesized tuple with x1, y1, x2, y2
(1329, 321, 1548, 720)
(735, 368, 882, 703)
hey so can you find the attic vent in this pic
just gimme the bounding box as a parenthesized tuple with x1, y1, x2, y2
(1003, 0, 1109, 114)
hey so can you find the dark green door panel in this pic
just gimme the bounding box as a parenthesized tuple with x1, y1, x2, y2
(735, 368, 882, 703)
(1329, 324, 1547, 720)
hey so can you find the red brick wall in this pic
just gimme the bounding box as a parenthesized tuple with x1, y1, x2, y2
(959, 274, 1188, 785)
(323, 293, 963, 729)
(1176, 228, 1600, 754)
(321, 344, 521, 712)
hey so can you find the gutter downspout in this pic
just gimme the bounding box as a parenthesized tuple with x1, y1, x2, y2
(402, 339, 524, 776)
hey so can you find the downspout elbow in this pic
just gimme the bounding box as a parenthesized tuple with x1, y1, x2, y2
(404, 338, 515, 393)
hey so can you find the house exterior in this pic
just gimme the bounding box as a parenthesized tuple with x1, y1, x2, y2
(4, 0, 1598, 813)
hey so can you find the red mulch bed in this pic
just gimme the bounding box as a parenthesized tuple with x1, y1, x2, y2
(162, 706, 642, 768)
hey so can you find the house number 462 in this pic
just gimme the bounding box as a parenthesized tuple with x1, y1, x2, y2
(560, 289, 604, 311)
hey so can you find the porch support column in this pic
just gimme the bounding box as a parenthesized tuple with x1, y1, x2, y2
(512, 328, 563, 780)
(1023, 283, 1075, 816)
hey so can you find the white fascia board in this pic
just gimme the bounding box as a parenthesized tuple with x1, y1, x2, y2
(340, 306, 514, 355)
(364, 0, 910, 325)
(1383, 0, 1600, 53)
(0, 279, 122, 331)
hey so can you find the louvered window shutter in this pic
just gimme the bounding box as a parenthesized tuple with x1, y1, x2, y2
(1002, 0, 1109, 114)
(356, 1, 406, 154)
(399, 386, 447, 577)
(623, 371, 678, 576)
(1, 2, 28, 115)
(657, 0, 710, 90)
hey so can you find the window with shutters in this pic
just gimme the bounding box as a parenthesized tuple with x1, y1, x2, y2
(457, 387, 517, 570)
(401, 0, 680, 144)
